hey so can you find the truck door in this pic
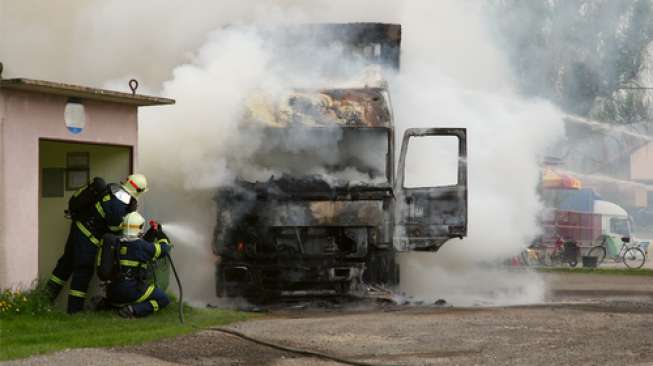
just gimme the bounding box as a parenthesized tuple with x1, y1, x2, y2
(394, 128, 467, 251)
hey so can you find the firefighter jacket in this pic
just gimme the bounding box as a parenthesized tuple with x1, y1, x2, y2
(75, 183, 136, 248)
(112, 235, 172, 296)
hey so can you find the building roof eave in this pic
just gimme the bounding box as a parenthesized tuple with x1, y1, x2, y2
(0, 78, 175, 107)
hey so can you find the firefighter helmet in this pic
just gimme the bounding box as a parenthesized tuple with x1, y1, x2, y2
(122, 212, 145, 238)
(121, 174, 148, 198)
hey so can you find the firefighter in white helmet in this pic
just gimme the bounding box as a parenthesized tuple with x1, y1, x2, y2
(46, 174, 148, 314)
(104, 212, 172, 318)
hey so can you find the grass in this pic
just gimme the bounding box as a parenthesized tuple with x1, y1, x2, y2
(536, 267, 653, 276)
(0, 295, 253, 361)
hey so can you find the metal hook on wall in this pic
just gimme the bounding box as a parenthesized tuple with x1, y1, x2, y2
(129, 79, 139, 95)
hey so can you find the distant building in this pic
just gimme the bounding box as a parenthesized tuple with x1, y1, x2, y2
(630, 141, 653, 232)
(0, 75, 174, 288)
(557, 116, 653, 233)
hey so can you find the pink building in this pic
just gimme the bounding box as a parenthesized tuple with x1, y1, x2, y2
(0, 76, 174, 288)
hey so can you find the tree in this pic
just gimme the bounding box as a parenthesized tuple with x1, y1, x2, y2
(489, 0, 653, 124)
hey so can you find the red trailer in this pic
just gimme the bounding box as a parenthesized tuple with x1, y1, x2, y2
(542, 209, 602, 247)
(525, 209, 602, 266)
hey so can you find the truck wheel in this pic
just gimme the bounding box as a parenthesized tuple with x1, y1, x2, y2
(364, 248, 398, 286)
(395, 263, 400, 285)
(335, 281, 351, 294)
(215, 263, 224, 298)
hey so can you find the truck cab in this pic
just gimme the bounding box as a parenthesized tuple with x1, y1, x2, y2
(211, 23, 468, 301)
(593, 200, 632, 238)
(213, 87, 467, 300)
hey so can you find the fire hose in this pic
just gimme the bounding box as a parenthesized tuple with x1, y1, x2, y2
(206, 327, 388, 366)
(166, 251, 184, 324)
(150, 220, 184, 324)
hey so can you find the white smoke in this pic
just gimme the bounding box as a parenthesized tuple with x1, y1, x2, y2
(397, 260, 547, 307)
(387, 2, 563, 305)
(233, 126, 389, 185)
(1, 1, 564, 306)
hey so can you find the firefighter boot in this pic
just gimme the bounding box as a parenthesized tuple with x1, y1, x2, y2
(118, 305, 135, 319)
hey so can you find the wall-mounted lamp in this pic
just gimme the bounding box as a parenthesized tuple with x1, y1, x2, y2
(64, 97, 86, 134)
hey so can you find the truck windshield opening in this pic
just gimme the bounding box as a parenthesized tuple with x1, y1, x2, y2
(238, 127, 390, 186)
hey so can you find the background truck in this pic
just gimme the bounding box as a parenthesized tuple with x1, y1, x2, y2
(212, 23, 468, 301)
(530, 169, 648, 264)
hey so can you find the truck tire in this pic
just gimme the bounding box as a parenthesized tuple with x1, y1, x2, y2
(364, 248, 398, 286)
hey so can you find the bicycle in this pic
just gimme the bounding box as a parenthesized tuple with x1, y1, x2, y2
(522, 238, 578, 267)
(586, 236, 646, 269)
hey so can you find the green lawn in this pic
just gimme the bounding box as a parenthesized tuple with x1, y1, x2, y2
(0, 303, 253, 361)
(536, 267, 653, 276)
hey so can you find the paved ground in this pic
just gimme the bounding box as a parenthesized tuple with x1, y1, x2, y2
(5, 272, 653, 366)
(547, 271, 653, 296)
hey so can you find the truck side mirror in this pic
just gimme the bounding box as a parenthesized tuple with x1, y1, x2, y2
(622, 237, 631, 243)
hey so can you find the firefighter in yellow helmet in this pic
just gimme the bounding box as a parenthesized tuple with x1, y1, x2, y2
(104, 212, 172, 318)
(46, 174, 148, 314)
(121, 174, 149, 199)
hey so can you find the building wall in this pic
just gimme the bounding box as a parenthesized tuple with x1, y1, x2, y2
(631, 142, 653, 182)
(0, 92, 6, 287)
(0, 89, 138, 288)
(630, 142, 653, 212)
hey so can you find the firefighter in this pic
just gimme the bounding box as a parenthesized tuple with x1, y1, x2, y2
(46, 174, 148, 314)
(106, 212, 172, 318)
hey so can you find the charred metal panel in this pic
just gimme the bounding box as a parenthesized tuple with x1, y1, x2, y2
(213, 180, 392, 254)
(394, 187, 468, 250)
(213, 175, 396, 299)
(271, 226, 368, 258)
(244, 88, 393, 128)
(218, 259, 366, 299)
(262, 201, 385, 227)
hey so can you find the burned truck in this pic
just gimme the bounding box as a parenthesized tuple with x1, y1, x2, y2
(213, 24, 468, 300)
